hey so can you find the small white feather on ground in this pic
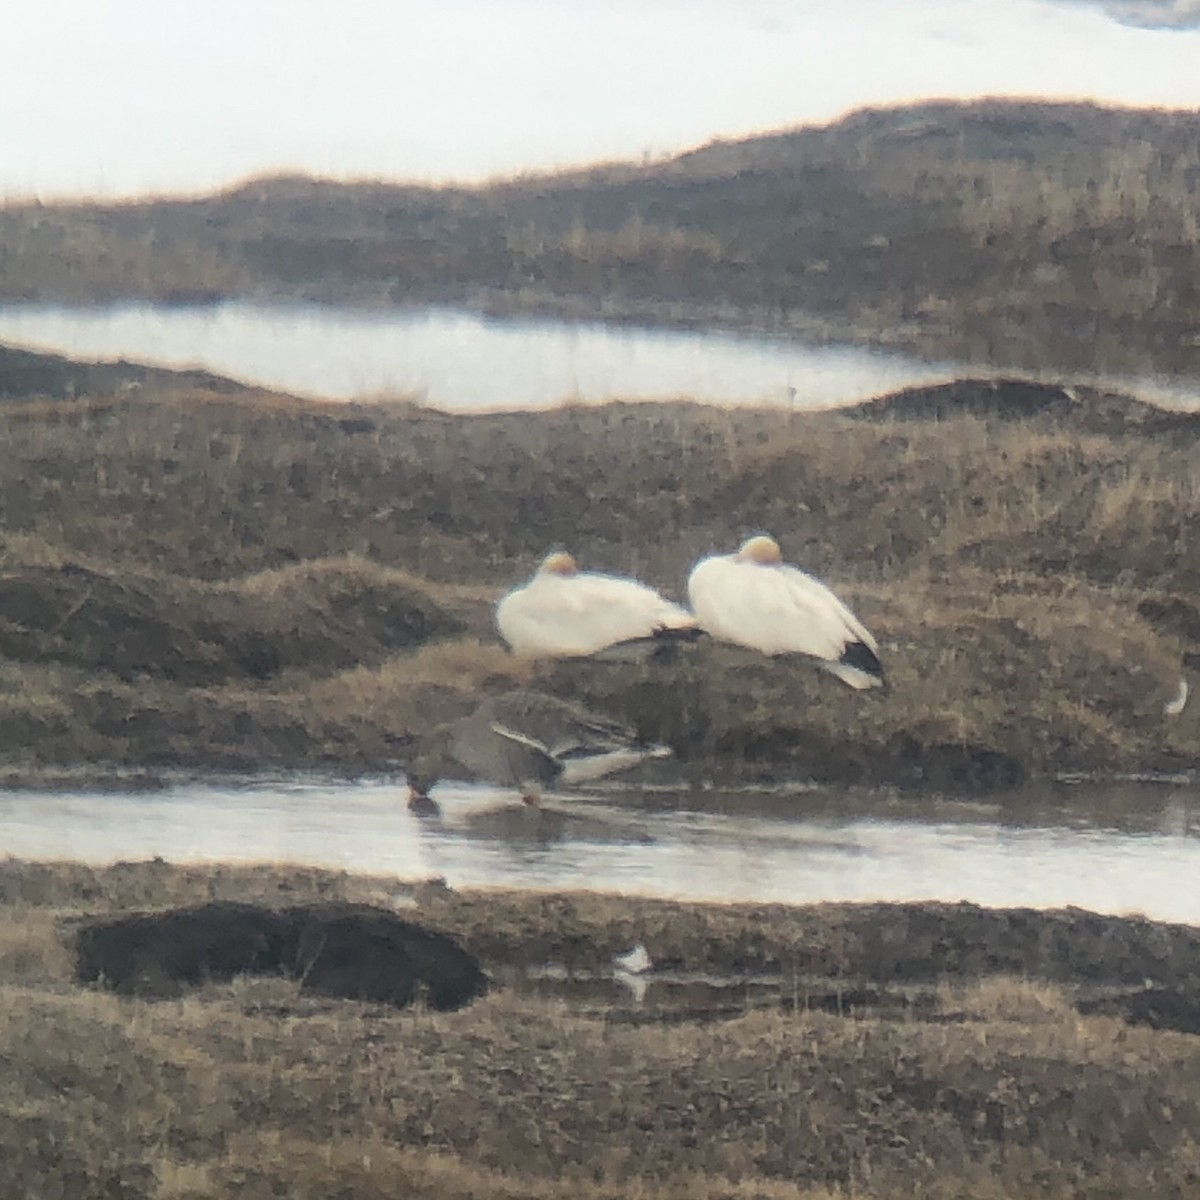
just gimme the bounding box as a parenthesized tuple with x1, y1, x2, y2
(1164, 679, 1189, 716)
(613, 943, 653, 974)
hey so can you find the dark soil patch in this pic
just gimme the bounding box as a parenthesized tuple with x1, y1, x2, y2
(73, 900, 488, 1010)
(845, 377, 1200, 443)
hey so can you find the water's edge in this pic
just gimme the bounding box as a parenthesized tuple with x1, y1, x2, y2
(3, 775, 1199, 924)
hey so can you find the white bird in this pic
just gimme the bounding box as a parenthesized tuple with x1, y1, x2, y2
(687, 534, 885, 690)
(495, 550, 699, 660)
(613, 943, 653, 974)
(1164, 679, 1189, 717)
(405, 690, 672, 813)
(613, 942, 653, 1002)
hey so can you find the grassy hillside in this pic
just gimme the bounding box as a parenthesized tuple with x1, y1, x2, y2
(3, 99, 1200, 377)
(0, 348, 1195, 788)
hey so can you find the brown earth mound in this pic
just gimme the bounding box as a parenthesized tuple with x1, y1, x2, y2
(57, 889, 1200, 1037)
(18, 858, 1200, 1035)
(845, 376, 1200, 443)
(10, 99, 1200, 385)
(0, 558, 468, 685)
(73, 900, 488, 1010)
(0, 341, 252, 403)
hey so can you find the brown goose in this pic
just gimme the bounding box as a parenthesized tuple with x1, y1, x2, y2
(405, 690, 670, 813)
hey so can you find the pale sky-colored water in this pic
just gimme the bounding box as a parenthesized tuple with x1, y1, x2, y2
(3, 780, 1200, 923)
(0, 301, 960, 408)
(4, 301, 1200, 411)
(3, 1, 1199, 200)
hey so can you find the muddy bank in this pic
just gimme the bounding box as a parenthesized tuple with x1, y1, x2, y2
(0, 341, 252, 404)
(0, 349, 1196, 790)
(10, 857, 1200, 1029)
(5, 858, 1200, 1199)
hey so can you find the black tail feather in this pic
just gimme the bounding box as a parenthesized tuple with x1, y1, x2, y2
(840, 640, 885, 683)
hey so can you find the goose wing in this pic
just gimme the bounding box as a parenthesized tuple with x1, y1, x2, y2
(487, 722, 563, 769)
(475, 691, 672, 787)
(484, 690, 638, 757)
(441, 713, 562, 789)
(774, 564, 878, 655)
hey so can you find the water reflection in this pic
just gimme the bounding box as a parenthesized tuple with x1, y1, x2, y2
(0, 301, 957, 410)
(1, 776, 1198, 925)
(3, 301, 1199, 413)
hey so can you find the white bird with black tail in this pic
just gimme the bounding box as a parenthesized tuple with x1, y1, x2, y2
(687, 534, 885, 690)
(495, 550, 699, 661)
(405, 689, 672, 814)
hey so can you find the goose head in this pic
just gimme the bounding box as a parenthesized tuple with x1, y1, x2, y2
(537, 550, 578, 577)
(405, 733, 450, 814)
(734, 535, 783, 565)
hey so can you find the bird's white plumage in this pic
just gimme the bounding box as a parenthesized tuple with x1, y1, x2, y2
(687, 535, 882, 689)
(688, 556, 875, 660)
(1164, 679, 1189, 717)
(496, 551, 696, 659)
(613, 943, 653, 974)
(558, 743, 672, 785)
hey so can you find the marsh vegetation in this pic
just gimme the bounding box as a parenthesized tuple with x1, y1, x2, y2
(5, 100, 1200, 379)
(5, 858, 1200, 1200)
(3, 95, 1200, 1197)
(0, 349, 1195, 789)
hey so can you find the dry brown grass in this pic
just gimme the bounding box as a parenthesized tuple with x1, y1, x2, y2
(0, 367, 1196, 784)
(7, 859, 1200, 1197)
(939, 976, 1079, 1025)
(0, 908, 74, 984)
(302, 638, 531, 722)
(235, 552, 478, 606)
(4, 957, 1200, 1199)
